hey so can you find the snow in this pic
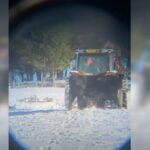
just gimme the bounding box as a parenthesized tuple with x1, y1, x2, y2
(9, 87, 65, 111)
(9, 87, 130, 150)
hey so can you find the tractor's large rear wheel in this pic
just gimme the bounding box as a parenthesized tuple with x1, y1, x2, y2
(65, 84, 71, 110)
(65, 83, 75, 110)
(117, 89, 123, 108)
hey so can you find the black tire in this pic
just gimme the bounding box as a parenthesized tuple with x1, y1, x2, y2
(65, 83, 73, 110)
(116, 89, 128, 109)
(122, 91, 128, 108)
(117, 89, 123, 108)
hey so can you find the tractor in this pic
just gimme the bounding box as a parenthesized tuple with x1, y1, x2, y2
(65, 49, 128, 110)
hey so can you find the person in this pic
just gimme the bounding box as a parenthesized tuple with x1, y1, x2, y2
(79, 56, 102, 74)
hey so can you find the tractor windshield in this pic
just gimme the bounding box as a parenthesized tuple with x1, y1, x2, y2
(78, 53, 109, 74)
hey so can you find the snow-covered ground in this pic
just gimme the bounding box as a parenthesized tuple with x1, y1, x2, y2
(9, 87, 65, 111)
(9, 87, 130, 150)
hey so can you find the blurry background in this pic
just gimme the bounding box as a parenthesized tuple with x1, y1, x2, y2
(0, 0, 8, 150)
(0, 0, 8, 100)
(131, 0, 150, 150)
(1, 0, 149, 149)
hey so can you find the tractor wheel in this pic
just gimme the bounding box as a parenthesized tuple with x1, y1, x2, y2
(123, 91, 128, 108)
(117, 89, 123, 108)
(65, 84, 73, 110)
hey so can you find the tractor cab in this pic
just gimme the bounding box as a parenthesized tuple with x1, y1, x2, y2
(70, 49, 121, 76)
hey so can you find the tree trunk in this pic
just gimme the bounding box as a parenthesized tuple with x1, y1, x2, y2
(52, 70, 55, 87)
(41, 69, 46, 86)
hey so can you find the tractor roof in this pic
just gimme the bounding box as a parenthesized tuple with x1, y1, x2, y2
(75, 48, 115, 54)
